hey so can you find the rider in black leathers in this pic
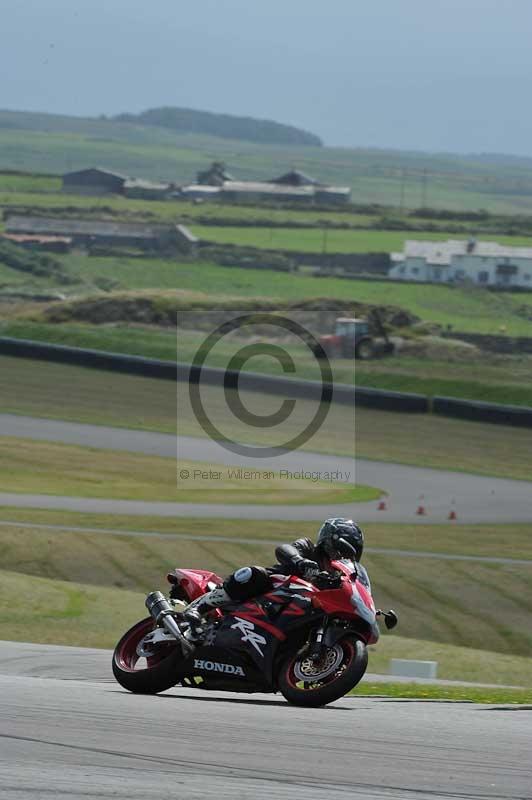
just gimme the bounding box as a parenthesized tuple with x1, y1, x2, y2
(182, 518, 370, 637)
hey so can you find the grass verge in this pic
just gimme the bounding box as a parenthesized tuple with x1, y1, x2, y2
(2, 356, 532, 481)
(0, 437, 378, 504)
(1, 509, 532, 560)
(350, 683, 532, 704)
(0, 568, 144, 649)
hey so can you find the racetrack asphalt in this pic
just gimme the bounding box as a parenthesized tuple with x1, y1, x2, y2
(1, 641, 530, 800)
(1, 413, 532, 523)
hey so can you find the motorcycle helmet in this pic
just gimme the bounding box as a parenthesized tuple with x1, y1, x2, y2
(316, 518, 364, 562)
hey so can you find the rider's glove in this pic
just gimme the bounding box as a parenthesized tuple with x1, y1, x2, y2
(314, 571, 342, 590)
(296, 559, 320, 580)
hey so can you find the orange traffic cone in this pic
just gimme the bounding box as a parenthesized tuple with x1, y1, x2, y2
(416, 495, 427, 516)
(377, 499, 387, 511)
(448, 499, 457, 521)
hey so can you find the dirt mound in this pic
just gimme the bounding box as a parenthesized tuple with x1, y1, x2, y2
(40, 291, 419, 334)
(44, 292, 177, 326)
(400, 335, 481, 360)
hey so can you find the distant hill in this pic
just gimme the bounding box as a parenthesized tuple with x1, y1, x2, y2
(111, 107, 322, 147)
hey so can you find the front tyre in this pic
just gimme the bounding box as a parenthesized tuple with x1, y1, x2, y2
(112, 617, 184, 694)
(278, 637, 367, 707)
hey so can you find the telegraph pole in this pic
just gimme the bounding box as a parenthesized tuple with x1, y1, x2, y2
(421, 168, 428, 209)
(399, 169, 406, 213)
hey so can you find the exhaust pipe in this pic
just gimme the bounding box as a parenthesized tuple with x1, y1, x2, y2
(145, 591, 194, 654)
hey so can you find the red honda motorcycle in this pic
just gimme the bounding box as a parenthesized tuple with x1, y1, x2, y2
(112, 540, 397, 707)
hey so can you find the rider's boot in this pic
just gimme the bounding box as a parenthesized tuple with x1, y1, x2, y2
(182, 586, 232, 642)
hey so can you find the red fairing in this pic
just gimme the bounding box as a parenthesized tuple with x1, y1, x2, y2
(309, 559, 380, 645)
(168, 561, 379, 644)
(168, 568, 224, 601)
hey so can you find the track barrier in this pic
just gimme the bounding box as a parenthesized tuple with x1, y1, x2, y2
(1, 336, 531, 427)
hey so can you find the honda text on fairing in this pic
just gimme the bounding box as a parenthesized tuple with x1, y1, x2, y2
(112, 539, 398, 707)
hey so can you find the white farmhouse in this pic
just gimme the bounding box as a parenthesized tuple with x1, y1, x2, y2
(390, 239, 532, 287)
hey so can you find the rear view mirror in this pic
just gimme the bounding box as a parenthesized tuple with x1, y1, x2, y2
(384, 610, 398, 630)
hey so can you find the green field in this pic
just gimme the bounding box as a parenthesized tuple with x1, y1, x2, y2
(0, 187, 377, 228)
(191, 225, 532, 253)
(5, 253, 532, 339)
(56, 258, 532, 337)
(0, 173, 61, 194)
(9, 319, 530, 408)
(4, 115, 532, 213)
(1, 356, 531, 480)
(4, 286, 532, 408)
(3, 507, 532, 566)
(0, 437, 378, 505)
(3, 179, 532, 240)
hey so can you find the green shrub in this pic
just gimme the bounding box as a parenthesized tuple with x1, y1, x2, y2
(0, 239, 64, 279)
(201, 245, 293, 272)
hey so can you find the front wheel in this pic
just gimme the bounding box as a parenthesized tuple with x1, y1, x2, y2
(112, 617, 184, 694)
(278, 637, 368, 707)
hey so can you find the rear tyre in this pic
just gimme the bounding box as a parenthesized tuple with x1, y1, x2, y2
(112, 617, 185, 694)
(278, 637, 367, 707)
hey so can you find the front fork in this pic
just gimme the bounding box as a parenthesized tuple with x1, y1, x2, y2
(307, 616, 328, 662)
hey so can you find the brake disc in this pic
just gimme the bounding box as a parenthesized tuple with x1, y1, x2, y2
(294, 644, 344, 681)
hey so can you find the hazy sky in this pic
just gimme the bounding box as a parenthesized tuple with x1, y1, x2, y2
(2, 0, 532, 154)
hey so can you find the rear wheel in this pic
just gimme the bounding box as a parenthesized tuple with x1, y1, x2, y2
(112, 617, 184, 694)
(278, 637, 367, 707)
(355, 338, 374, 360)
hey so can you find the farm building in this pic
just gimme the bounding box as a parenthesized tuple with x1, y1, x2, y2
(269, 169, 351, 204)
(220, 181, 315, 204)
(196, 161, 235, 186)
(1, 233, 72, 253)
(270, 169, 318, 186)
(218, 180, 351, 205)
(178, 185, 222, 201)
(314, 186, 352, 205)
(123, 178, 172, 200)
(62, 168, 127, 195)
(390, 239, 532, 288)
(4, 215, 195, 253)
(185, 162, 351, 205)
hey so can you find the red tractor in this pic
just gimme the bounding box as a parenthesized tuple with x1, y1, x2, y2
(317, 316, 394, 360)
